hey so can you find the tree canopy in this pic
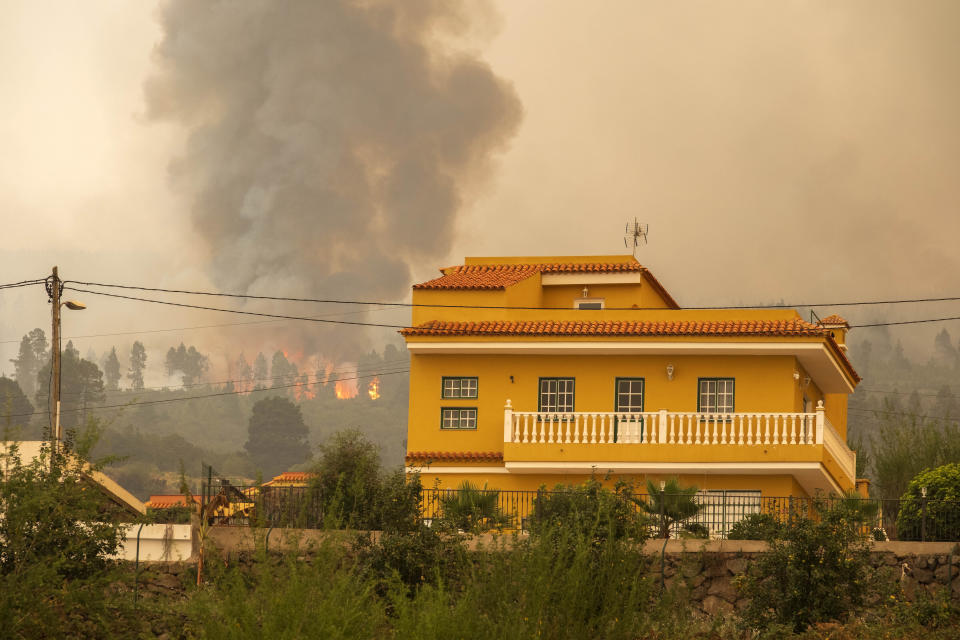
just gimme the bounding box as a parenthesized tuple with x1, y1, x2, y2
(103, 347, 122, 391)
(9, 328, 48, 399)
(128, 341, 147, 391)
(244, 396, 309, 476)
(34, 342, 105, 430)
(165, 343, 209, 386)
(0, 376, 34, 433)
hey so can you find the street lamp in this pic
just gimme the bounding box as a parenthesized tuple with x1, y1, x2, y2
(46, 266, 86, 449)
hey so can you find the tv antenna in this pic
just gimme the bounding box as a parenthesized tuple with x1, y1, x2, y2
(623, 219, 649, 257)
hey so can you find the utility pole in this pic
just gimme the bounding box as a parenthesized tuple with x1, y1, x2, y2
(44, 267, 85, 452)
(48, 266, 62, 448)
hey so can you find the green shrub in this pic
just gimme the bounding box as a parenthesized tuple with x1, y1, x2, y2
(438, 482, 511, 533)
(0, 427, 129, 637)
(308, 431, 422, 532)
(529, 478, 648, 543)
(896, 463, 960, 541)
(311, 429, 383, 529)
(353, 525, 467, 591)
(727, 512, 784, 540)
(737, 492, 876, 632)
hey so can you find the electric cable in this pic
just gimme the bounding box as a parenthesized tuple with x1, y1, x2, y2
(848, 407, 960, 422)
(64, 278, 960, 311)
(59, 285, 960, 333)
(2, 368, 409, 420)
(54, 357, 411, 398)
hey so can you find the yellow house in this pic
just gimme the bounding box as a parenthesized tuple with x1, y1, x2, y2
(402, 255, 860, 504)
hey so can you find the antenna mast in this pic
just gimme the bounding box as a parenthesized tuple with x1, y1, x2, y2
(623, 219, 649, 258)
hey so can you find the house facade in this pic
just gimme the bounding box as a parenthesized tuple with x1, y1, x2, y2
(402, 255, 860, 500)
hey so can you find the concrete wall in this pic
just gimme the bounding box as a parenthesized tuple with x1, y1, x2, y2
(115, 524, 193, 562)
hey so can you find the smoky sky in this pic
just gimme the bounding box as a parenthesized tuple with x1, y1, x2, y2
(4, 1, 960, 372)
(144, 0, 521, 352)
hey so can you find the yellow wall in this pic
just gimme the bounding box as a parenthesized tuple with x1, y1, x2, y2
(408, 352, 811, 454)
(414, 470, 806, 497)
(405, 255, 858, 498)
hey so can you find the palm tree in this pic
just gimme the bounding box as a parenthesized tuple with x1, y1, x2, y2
(637, 478, 701, 538)
(439, 482, 511, 533)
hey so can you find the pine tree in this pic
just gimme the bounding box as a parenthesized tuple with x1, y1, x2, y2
(128, 341, 147, 391)
(34, 342, 105, 430)
(9, 329, 48, 398)
(253, 353, 268, 390)
(103, 347, 122, 391)
(270, 351, 298, 389)
(934, 328, 958, 370)
(235, 353, 253, 391)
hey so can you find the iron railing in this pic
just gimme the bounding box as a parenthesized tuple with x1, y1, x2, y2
(199, 479, 960, 541)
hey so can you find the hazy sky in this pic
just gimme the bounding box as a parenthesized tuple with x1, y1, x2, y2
(2, 1, 959, 376)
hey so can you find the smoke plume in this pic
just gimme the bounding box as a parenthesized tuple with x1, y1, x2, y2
(145, 0, 521, 354)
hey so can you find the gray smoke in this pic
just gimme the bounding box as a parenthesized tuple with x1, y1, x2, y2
(145, 0, 521, 353)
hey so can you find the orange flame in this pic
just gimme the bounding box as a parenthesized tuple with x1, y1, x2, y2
(367, 377, 380, 400)
(335, 380, 358, 399)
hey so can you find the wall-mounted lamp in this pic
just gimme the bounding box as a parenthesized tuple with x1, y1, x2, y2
(793, 371, 800, 382)
(665, 364, 675, 381)
(803, 376, 811, 387)
(581, 286, 589, 298)
(509, 375, 515, 383)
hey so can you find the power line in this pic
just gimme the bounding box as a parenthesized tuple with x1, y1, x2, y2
(54, 358, 410, 398)
(0, 279, 45, 290)
(848, 407, 960, 422)
(2, 368, 408, 420)
(64, 279, 960, 312)
(851, 316, 960, 328)
(65, 287, 413, 331)
(856, 387, 959, 399)
(0, 304, 406, 345)
(67, 285, 960, 333)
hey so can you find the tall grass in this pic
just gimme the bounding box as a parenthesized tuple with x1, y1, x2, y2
(185, 542, 387, 639)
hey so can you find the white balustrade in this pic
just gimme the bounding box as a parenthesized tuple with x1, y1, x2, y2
(505, 406, 827, 449)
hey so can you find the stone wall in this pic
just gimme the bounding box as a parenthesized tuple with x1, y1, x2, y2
(640, 540, 960, 615)
(136, 530, 960, 614)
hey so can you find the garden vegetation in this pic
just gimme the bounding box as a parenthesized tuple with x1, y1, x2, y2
(3, 427, 960, 639)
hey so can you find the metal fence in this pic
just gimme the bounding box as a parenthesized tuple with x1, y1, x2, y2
(199, 478, 960, 541)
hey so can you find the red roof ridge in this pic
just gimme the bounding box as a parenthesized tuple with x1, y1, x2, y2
(411, 262, 680, 307)
(405, 450, 504, 463)
(402, 318, 827, 338)
(145, 494, 200, 509)
(818, 314, 850, 327)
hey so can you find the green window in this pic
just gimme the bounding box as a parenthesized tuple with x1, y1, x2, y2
(614, 378, 645, 443)
(440, 407, 477, 430)
(538, 378, 575, 413)
(698, 378, 735, 414)
(442, 377, 478, 399)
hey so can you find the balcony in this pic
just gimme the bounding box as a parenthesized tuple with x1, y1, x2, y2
(501, 400, 856, 494)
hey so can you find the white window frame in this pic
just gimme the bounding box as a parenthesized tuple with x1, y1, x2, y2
(442, 376, 478, 399)
(698, 378, 735, 414)
(539, 377, 575, 413)
(440, 407, 478, 430)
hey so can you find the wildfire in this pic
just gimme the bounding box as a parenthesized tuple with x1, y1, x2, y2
(367, 377, 380, 400)
(335, 380, 358, 399)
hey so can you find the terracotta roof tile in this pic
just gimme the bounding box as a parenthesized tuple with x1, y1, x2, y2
(264, 471, 316, 486)
(145, 494, 200, 509)
(414, 262, 643, 291)
(818, 314, 850, 327)
(406, 451, 504, 464)
(401, 319, 828, 338)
